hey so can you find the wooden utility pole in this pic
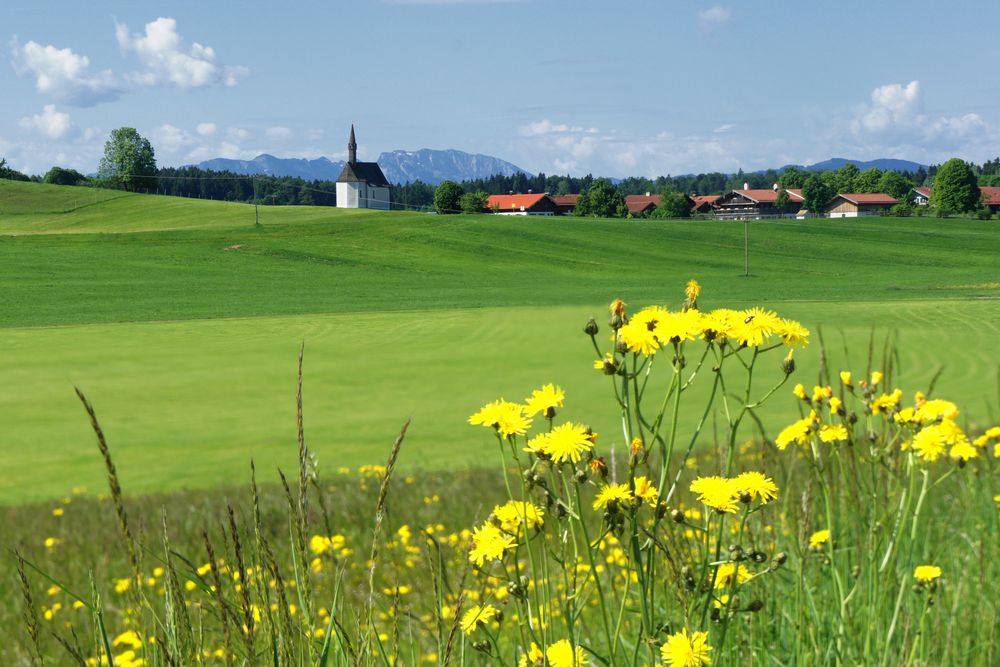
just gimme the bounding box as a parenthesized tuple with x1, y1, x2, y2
(744, 220, 749, 276)
(252, 177, 260, 226)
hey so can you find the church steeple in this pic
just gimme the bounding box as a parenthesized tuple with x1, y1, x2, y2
(348, 124, 357, 164)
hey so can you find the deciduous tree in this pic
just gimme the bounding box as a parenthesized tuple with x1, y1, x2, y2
(650, 190, 692, 218)
(802, 174, 835, 215)
(930, 158, 980, 212)
(98, 128, 157, 192)
(434, 180, 464, 214)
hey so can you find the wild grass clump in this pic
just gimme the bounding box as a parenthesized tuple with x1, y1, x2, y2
(6, 280, 999, 666)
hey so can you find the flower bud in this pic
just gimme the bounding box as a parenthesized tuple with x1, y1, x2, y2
(739, 491, 752, 504)
(729, 545, 745, 562)
(746, 600, 764, 613)
(472, 640, 491, 653)
(574, 469, 588, 484)
(771, 552, 788, 570)
(655, 502, 668, 519)
(782, 352, 796, 375)
(671, 509, 685, 524)
(749, 550, 767, 563)
(584, 318, 599, 336)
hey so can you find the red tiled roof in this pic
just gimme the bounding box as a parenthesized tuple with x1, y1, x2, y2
(981, 186, 1000, 205)
(689, 195, 721, 208)
(914, 186, 932, 198)
(486, 194, 549, 210)
(835, 193, 899, 205)
(734, 188, 802, 203)
(625, 194, 662, 215)
(551, 195, 579, 206)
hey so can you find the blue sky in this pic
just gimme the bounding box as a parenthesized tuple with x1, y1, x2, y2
(3, 0, 1000, 177)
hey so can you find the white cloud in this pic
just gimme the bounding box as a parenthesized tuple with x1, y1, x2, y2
(699, 6, 732, 29)
(713, 123, 735, 134)
(19, 104, 74, 139)
(847, 80, 1000, 160)
(227, 127, 251, 142)
(196, 122, 217, 137)
(520, 119, 598, 137)
(115, 17, 249, 89)
(11, 38, 121, 106)
(265, 126, 292, 140)
(152, 123, 197, 153)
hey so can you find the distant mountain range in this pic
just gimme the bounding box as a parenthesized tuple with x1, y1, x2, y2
(193, 149, 530, 185)
(770, 157, 928, 174)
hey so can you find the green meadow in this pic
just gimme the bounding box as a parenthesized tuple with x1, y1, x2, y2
(2, 179, 999, 504)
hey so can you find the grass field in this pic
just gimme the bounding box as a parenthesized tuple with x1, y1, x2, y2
(2, 179, 1000, 504)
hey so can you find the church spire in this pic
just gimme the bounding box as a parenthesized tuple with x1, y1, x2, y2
(348, 124, 357, 164)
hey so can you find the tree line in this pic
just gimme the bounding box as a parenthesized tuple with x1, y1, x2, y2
(3, 126, 999, 217)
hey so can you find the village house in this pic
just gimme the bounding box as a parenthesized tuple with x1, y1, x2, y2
(625, 193, 661, 216)
(336, 125, 391, 209)
(551, 194, 579, 215)
(714, 185, 803, 219)
(980, 186, 1000, 212)
(485, 193, 560, 215)
(826, 193, 898, 218)
(689, 194, 721, 214)
(912, 186, 932, 206)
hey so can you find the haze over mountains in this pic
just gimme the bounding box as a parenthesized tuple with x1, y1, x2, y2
(194, 149, 530, 185)
(192, 151, 928, 185)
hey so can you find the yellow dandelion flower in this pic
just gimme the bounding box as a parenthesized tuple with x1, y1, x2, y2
(829, 396, 843, 415)
(618, 318, 660, 356)
(915, 399, 959, 423)
(632, 475, 659, 506)
(812, 385, 832, 403)
(660, 628, 713, 667)
(872, 389, 902, 415)
(468, 399, 532, 438)
(493, 501, 545, 532)
(52, 507, 64, 517)
(469, 522, 515, 567)
(733, 471, 778, 503)
(871, 371, 884, 385)
(914, 565, 941, 583)
(809, 529, 830, 550)
(839, 371, 852, 386)
(113, 630, 143, 649)
(792, 383, 807, 400)
(523, 383, 565, 418)
(911, 424, 947, 462)
(546, 639, 588, 667)
(523, 432, 549, 455)
(460, 604, 498, 635)
(519, 642, 545, 667)
(819, 424, 848, 443)
(593, 483, 634, 511)
(949, 439, 978, 462)
(713, 562, 751, 589)
(690, 476, 739, 513)
(685, 279, 701, 302)
(776, 318, 810, 347)
(732, 307, 780, 347)
(775, 416, 814, 450)
(655, 310, 704, 344)
(544, 422, 595, 464)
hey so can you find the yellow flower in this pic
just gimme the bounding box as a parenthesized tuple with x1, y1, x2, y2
(949, 440, 978, 462)
(660, 628, 713, 667)
(685, 279, 701, 302)
(523, 432, 549, 456)
(690, 476, 739, 513)
(460, 604, 498, 635)
(914, 399, 959, 423)
(610, 299, 626, 318)
(52, 507, 65, 517)
(792, 383, 807, 400)
(809, 529, 830, 550)
(468, 399, 532, 438)
(469, 522, 515, 566)
(871, 371, 884, 385)
(523, 383, 565, 418)
(776, 318, 810, 347)
(113, 630, 143, 649)
(593, 483, 634, 511)
(829, 397, 843, 415)
(543, 422, 595, 464)
(632, 476, 659, 506)
(819, 424, 848, 443)
(546, 639, 588, 667)
(775, 416, 814, 450)
(493, 501, 544, 532)
(914, 565, 941, 583)
(732, 307, 780, 347)
(733, 471, 778, 503)
(44, 537, 61, 549)
(839, 371, 852, 386)
(519, 642, 545, 667)
(713, 562, 751, 589)
(655, 310, 704, 344)
(871, 389, 902, 415)
(618, 318, 660, 356)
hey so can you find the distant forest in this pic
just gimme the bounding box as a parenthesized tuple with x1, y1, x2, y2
(5, 156, 1000, 211)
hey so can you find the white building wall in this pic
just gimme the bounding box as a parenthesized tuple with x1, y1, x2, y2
(368, 186, 390, 210)
(336, 182, 359, 208)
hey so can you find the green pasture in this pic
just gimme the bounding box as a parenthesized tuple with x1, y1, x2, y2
(2, 179, 999, 504)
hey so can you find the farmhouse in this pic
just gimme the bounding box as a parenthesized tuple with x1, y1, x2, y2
(336, 125, 391, 210)
(625, 194, 661, 216)
(826, 193, 898, 218)
(714, 186, 803, 219)
(486, 193, 560, 215)
(912, 186, 932, 206)
(689, 194, 720, 213)
(981, 186, 1000, 212)
(551, 194, 579, 215)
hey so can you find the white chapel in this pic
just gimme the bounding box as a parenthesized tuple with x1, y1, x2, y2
(335, 125, 391, 209)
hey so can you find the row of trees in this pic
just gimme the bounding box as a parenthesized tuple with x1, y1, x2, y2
(4, 126, 997, 216)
